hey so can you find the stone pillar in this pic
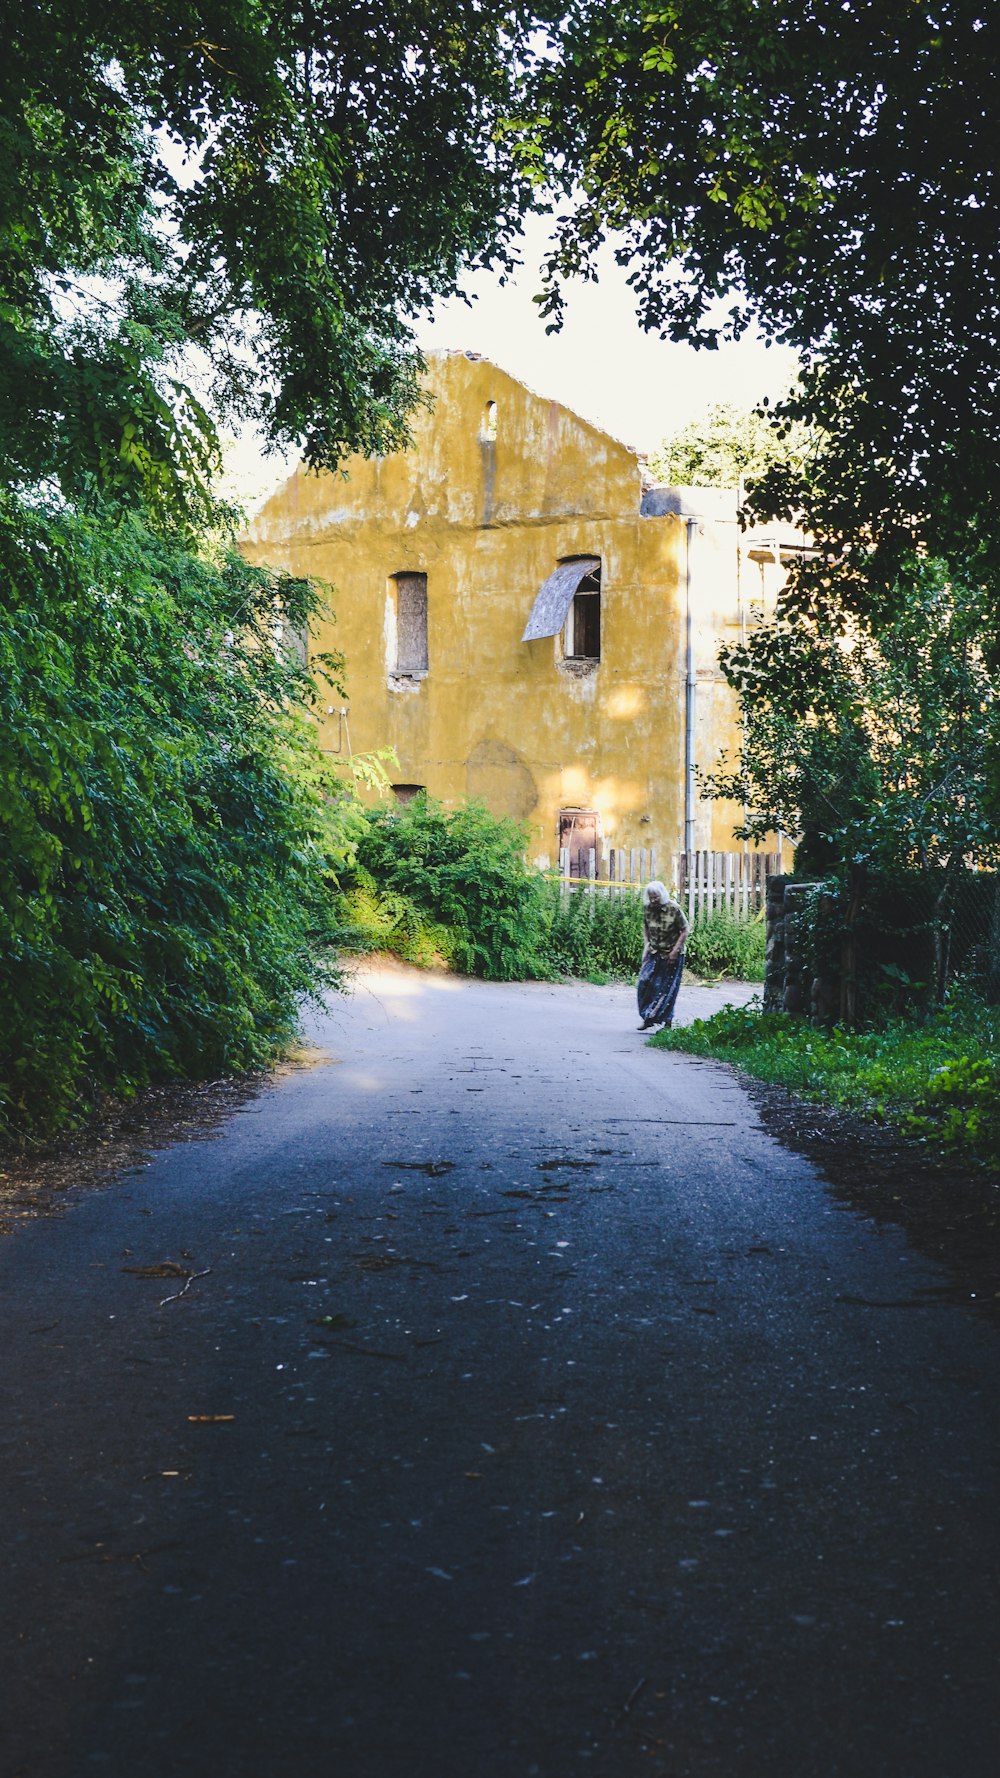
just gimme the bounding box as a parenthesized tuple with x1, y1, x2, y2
(810, 885, 842, 1025)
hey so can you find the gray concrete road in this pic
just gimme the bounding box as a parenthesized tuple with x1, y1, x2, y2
(1, 963, 998, 1778)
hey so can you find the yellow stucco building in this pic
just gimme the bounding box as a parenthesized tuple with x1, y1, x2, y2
(245, 351, 794, 878)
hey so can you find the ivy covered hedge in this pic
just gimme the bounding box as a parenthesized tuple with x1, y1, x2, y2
(0, 492, 342, 1147)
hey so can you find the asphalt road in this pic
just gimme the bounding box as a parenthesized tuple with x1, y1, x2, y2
(2, 964, 998, 1778)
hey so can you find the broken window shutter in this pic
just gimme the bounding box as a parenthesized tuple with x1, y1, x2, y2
(522, 557, 601, 642)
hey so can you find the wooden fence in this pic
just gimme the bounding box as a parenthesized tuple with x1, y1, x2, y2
(677, 850, 781, 920)
(556, 847, 781, 920)
(558, 845, 659, 890)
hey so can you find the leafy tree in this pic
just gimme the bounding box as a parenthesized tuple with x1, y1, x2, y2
(2, 0, 539, 517)
(704, 563, 1000, 988)
(704, 562, 1000, 1002)
(0, 487, 348, 1142)
(0, 3, 549, 1142)
(648, 401, 813, 488)
(526, 2, 1000, 662)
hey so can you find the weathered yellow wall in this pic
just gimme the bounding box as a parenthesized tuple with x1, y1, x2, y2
(244, 350, 785, 873)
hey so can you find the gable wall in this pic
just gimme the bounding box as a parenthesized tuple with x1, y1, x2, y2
(246, 354, 759, 870)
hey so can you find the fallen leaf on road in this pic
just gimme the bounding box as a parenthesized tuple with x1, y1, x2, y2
(316, 1339, 407, 1361)
(123, 1261, 190, 1278)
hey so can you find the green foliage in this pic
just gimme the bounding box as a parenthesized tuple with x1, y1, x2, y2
(338, 796, 551, 982)
(0, 4, 553, 1147)
(338, 815, 767, 985)
(909, 1055, 1000, 1158)
(337, 848, 649, 984)
(540, 895, 764, 984)
(705, 562, 1000, 880)
(0, 490, 350, 1146)
(684, 910, 766, 982)
(1, 1, 540, 520)
(527, 2, 1000, 774)
(652, 993, 1000, 1164)
(537, 884, 644, 980)
(335, 869, 457, 970)
(648, 402, 814, 491)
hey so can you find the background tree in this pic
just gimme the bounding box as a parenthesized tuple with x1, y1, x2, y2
(648, 401, 813, 489)
(704, 561, 1000, 1000)
(526, 1, 1000, 721)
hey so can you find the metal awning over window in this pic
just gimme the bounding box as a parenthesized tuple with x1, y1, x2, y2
(522, 557, 601, 642)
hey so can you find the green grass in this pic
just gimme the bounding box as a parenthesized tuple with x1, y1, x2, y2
(650, 994, 1000, 1165)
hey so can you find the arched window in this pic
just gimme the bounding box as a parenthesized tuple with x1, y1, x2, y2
(564, 561, 601, 662)
(522, 556, 601, 658)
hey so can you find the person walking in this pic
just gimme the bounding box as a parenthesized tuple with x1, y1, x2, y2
(636, 880, 689, 1030)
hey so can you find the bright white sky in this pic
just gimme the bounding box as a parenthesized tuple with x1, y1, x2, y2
(413, 214, 799, 455)
(224, 216, 798, 510)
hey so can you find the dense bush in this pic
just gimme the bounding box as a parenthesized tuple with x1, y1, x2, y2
(684, 908, 766, 981)
(340, 796, 550, 980)
(339, 809, 767, 987)
(335, 870, 456, 969)
(541, 894, 765, 984)
(0, 492, 343, 1147)
(538, 883, 644, 980)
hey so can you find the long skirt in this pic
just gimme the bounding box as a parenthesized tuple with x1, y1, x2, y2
(637, 949, 685, 1026)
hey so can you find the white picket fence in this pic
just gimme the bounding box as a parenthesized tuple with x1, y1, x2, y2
(677, 849, 781, 920)
(558, 844, 659, 890)
(556, 847, 780, 920)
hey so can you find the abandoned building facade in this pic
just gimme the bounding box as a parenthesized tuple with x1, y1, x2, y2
(245, 352, 796, 878)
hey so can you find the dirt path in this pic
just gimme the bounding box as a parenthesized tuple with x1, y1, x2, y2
(1, 965, 998, 1778)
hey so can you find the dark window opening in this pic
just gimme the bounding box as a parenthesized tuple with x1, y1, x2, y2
(559, 808, 601, 878)
(392, 783, 425, 805)
(564, 563, 601, 661)
(522, 555, 600, 645)
(392, 571, 428, 675)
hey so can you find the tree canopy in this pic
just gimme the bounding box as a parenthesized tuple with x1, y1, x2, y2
(527, 1, 1000, 633)
(704, 562, 1000, 883)
(2, 0, 537, 518)
(648, 402, 813, 489)
(1, 2, 549, 1143)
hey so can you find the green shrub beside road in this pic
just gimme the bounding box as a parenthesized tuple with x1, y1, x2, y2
(340, 798, 550, 981)
(684, 909, 766, 982)
(537, 882, 643, 981)
(650, 995, 1000, 1166)
(0, 496, 342, 1149)
(337, 797, 766, 986)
